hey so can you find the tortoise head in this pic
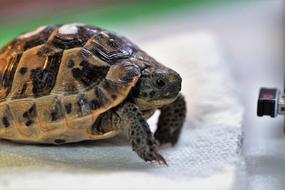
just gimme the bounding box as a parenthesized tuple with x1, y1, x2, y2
(131, 62, 182, 110)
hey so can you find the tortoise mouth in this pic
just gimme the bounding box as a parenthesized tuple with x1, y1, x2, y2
(149, 97, 177, 107)
(134, 96, 178, 110)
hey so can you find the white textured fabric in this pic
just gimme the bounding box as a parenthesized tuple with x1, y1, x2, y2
(0, 32, 245, 190)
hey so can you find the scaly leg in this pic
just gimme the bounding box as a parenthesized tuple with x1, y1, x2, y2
(115, 102, 167, 165)
(154, 94, 186, 146)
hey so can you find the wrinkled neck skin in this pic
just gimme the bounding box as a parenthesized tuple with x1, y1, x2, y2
(131, 96, 177, 120)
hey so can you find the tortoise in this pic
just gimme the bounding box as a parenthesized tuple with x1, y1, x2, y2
(0, 23, 186, 164)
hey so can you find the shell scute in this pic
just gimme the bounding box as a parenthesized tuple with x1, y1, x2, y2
(8, 45, 63, 99)
(84, 31, 133, 62)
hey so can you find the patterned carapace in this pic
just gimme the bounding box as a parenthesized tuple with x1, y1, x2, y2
(0, 23, 146, 144)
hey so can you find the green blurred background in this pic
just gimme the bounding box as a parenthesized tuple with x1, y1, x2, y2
(0, 0, 232, 47)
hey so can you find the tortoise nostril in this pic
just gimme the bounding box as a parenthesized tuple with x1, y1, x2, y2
(165, 81, 181, 99)
(173, 75, 182, 90)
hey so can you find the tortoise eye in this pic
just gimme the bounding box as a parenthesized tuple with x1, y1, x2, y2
(155, 79, 166, 88)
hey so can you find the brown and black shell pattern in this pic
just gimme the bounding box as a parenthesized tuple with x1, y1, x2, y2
(0, 23, 148, 144)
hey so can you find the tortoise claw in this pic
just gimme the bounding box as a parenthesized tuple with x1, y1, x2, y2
(155, 153, 168, 166)
(141, 147, 168, 166)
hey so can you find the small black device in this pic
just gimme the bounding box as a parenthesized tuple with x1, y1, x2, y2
(257, 88, 285, 117)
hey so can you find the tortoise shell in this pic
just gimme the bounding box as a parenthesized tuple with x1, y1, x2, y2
(0, 23, 151, 144)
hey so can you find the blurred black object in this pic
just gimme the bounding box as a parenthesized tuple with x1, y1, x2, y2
(257, 88, 280, 117)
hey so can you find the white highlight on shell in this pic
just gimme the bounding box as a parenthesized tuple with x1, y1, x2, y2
(58, 23, 84, 35)
(18, 26, 47, 39)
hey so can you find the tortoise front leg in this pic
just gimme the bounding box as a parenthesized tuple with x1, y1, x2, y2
(115, 102, 167, 165)
(154, 94, 186, 146)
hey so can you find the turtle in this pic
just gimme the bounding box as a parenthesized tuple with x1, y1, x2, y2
(0, 23, 186, 164)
